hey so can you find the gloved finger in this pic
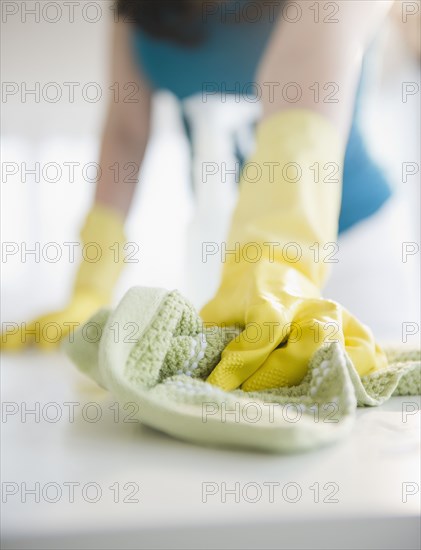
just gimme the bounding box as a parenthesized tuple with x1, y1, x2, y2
(241, 299, 344, 391)
(34, 300, 102, 351)
(206, 298, 293, 391)
(0, 321, 34, 351)
(34, 313, 72, 351)
(1, 292, 103, 353)
(341, 308, 388, 376)
(1, 314, 69, 352)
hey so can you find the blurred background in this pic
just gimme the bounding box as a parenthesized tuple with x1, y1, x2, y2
(1, 0, 420, 340)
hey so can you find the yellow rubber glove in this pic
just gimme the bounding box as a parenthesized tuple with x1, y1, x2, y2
(1, 204, 126, 351)
(201, 109, 387, 391)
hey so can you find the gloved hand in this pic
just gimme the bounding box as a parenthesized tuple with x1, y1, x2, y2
(1, 204, 126, 351)
(201, 109, 387, 391)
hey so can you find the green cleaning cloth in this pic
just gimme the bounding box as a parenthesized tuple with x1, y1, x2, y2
(64, 287, 420, 453)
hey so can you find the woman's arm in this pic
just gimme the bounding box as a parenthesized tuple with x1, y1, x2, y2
(258, 0, 394, 138)
(202, 1, 395, 390)
(95, 20, 152, 217)
(0, 20, 153, 351)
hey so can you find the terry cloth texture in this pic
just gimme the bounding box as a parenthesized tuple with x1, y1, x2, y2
(65, 287, 420, 453)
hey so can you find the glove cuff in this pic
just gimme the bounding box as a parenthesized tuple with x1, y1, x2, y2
(255, 108, 344, 157)
(230, 108, 344, 288)
(74, 203, 127, 301)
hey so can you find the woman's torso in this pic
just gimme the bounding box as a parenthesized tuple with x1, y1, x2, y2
(131, 1, 392, 233)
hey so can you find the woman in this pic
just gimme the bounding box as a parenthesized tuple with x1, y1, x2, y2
(2, 0, 403, 391)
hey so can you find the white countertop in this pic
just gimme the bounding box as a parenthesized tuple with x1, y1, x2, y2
(1, 351, 420, 550)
